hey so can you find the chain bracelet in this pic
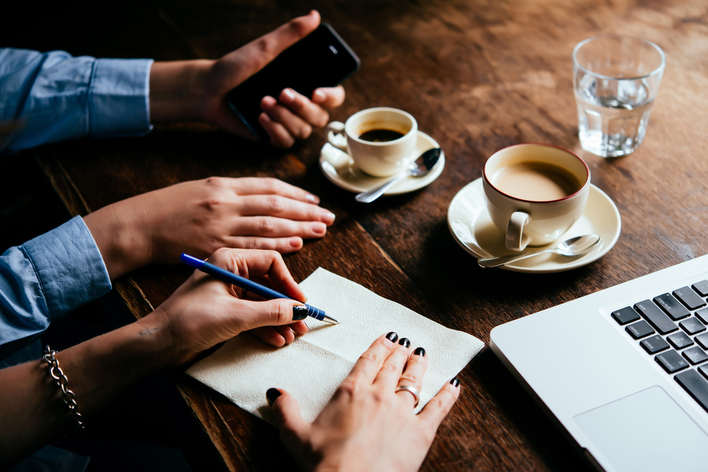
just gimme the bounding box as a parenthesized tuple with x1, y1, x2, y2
(42, 345, 85, 432)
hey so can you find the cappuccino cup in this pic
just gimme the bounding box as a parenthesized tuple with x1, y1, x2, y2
(483, 144, 590, 251)
(326, 107, 417, 177)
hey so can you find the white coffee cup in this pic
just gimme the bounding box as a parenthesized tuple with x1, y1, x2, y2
(482, 144, 591, 251)
(326, 107, 418, 177)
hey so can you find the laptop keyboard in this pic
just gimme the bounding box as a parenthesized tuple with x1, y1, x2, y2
(612, 279, 708, 413)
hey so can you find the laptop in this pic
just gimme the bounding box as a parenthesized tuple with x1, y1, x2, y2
(490, 254, 708, 472)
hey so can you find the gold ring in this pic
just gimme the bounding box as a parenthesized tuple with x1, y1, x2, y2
(395, 385, 420, 408)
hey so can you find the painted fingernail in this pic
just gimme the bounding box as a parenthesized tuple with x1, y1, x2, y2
(266, 388, 281, 406)
(293, 305, 308, 320)
(414, 347, 426, 357)
(398, 338, 410, 348)
(386, 332, 398, 343)
(450, 377, 460, 387)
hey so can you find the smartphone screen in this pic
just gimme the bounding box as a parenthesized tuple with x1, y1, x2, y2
(225, 23, 361, 141)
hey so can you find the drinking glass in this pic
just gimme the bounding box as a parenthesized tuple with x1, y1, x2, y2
(573, 35, 665, 158)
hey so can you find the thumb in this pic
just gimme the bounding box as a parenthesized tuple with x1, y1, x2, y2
(234, 11, 320, 81)
(235, 299, 304, 330)
(267, 388, 311, 445)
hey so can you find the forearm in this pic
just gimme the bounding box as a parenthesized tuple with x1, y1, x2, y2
(149, 59, 215, 123)
(0, 314, 170, 468)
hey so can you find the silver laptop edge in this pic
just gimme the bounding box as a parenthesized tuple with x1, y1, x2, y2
(490, 254, 708, 472)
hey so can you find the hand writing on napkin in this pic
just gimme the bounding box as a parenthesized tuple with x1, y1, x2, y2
(0, 247, 315, 466)
(155, 248, 310, 364)
(267, 333, 461, 472)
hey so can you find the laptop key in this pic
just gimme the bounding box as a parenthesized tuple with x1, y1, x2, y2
(673, 286, 706, 310)
(656, 350, 690, 373)
(696, 333, 708, 350)
(693, 280, 708, 297)
(695, 307, 708, 325)
(679, 317, 706, 336)
(634, 300, 679, 334)
(683, 347, 708, 365)
(626, 320, 655, 339)
(611, 307, 641, 325)
(675, 369, 708, 412)
(668, 332, 694, 350)
(653, 293, 691, 321)
(640, 335, 670, 354)
(699, 364, 708, 380)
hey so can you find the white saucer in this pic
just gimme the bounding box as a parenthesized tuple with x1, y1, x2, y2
(319, 131, 445, 195)
(447, 178, 622, 273)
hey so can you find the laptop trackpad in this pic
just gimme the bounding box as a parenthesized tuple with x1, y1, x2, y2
(574, 386, 708, 471)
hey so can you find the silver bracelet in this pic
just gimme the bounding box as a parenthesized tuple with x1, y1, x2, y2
(42, 345, 85, 432)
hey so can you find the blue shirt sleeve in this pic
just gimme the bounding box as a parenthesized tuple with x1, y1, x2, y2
(0, 48, 153, 152)
(0, 216, 112, 360)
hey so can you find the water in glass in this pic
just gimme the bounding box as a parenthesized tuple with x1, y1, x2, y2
(575, 75, 655, 158)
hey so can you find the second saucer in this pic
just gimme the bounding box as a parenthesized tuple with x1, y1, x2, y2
(447, 178, 621, 273)
(319, 131, 445, 195)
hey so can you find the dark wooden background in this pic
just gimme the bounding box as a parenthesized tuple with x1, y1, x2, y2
(4, 0, 708, 470)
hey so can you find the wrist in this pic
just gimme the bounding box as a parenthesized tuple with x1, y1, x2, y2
(149, 59, 215, 123)
(132, 310, 174, 370)
(84, 203, 150, 279)
(142, 305, 193, 367)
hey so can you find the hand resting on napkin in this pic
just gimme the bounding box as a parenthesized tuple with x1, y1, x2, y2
(267, 332, 462, 472)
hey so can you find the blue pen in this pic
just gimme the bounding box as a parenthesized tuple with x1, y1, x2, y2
(180, 253, 337, 324)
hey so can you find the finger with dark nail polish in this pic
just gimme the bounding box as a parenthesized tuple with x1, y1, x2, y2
(450, 377, 460, 387)
(386, 332, 398, 343)
(414, 347, 426, 357)
(266, 388, 281, 406)
(293, 305, 308, 320)
(398, 337, 410, 348)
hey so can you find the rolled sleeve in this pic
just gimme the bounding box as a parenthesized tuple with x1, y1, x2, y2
(0, 48, 153, 152)
(0, 216, 111, 357)
(89, 58, 152, 138)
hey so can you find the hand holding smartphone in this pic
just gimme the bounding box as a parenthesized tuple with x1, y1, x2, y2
(225, 23, 360, 141)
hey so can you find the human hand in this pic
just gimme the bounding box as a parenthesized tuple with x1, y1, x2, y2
(267, 333, 461, 472)
(147, 248, 310, 365)
(84, 177, 335, 279)
(150, 11, 346, 148)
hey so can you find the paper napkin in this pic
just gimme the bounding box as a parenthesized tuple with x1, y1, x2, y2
(186, 268, 484, 424)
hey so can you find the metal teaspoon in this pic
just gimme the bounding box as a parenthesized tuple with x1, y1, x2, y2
(477, 234, 602, 268)
(355, 147, 442, 203)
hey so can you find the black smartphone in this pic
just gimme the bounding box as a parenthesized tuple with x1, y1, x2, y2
(225, 23, 361, 141)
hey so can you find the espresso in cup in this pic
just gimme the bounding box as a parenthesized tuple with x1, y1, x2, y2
(483, 144, 590, 251)
(327, 108, 417, 177)
(358, 128, 406, 142)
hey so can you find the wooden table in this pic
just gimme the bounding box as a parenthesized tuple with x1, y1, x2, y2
(9, 0, 708, 470)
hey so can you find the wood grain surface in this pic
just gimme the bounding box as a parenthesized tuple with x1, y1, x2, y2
(7, 0, 708, 470)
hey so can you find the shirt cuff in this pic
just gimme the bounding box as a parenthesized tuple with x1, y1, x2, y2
(22, 216, 112, 319)
(89, 58, 154, 138)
